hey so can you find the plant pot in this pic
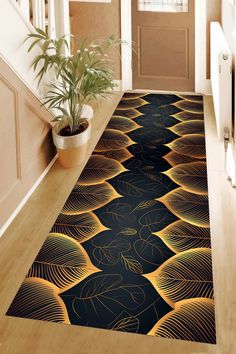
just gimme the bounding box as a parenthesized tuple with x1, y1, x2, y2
(52, 119, 91, 168)
(81, 104, 94, 121)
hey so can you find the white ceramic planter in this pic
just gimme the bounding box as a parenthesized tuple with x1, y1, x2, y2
(52, 119, 91, 168)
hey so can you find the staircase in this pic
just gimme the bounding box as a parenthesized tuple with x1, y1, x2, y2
(0, 0, 71, 235)
(0, 0, 70, 97)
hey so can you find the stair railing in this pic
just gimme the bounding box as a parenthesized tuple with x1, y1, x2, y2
(15, 0, 70, 49)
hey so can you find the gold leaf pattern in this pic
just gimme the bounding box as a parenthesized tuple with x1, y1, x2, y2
(79, 274, 145, 308)
(95, 129, 134, 152)
(133, 200, 157, 211)
(164, 162, 208, 195)
(117, 98, 148, 110)
(114, 108, 143, 119)
(169, 120, 204, 136)
(78, 155, 126, 185)
(178, 95, 203, 103)
(62, 182, 121, 215)
(173, 100, 204, 113)
(121, 255, 143, 274)
(107, 116, 142, 133)
(7, 278, 70, 323)
(92, 239, 131, 266)
(119, 228, 137, 236)
(144, 248, 213, 308)
(100, 148, 133, 163)
(148, 298, 215, 343)
(122, 93, 148, 100)
(158, 187, 209, 227)
(154, 220, 211, 253)
(167, 134, 206, 159)
(51, 212, 107, 243)
(163, 151, 200, 167)
(172, 111, 204, 122)
(27, 233, 100, 292)
(110, 313, 139, 333)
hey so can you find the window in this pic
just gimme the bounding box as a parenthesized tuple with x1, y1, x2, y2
(138, 0, 189, 13)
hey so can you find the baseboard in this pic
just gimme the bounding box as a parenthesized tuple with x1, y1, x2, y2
(200, 79, 212, 96)
(0, 155, 58, 238)
(119, 80, 212, 96)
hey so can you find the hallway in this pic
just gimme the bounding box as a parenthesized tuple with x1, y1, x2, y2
(0, 1, 236, 353)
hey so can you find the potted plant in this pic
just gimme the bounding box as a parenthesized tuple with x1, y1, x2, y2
(26, 28, 120, 168)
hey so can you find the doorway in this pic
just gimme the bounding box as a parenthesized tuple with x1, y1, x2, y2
(121, 0, 207, 93)
(132, 0, 195, 91)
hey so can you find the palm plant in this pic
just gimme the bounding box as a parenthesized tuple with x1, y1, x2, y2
(26, 28, 121, 134)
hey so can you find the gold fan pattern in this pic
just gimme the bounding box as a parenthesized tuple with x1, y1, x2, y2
(148, 298, 215, 343)
(144, 248, 213, 308)
(78, 155, 126, 185)
(7, 278, 70, 323)
(27, 233, 101, 291)
(164, 162, 208, 195)
(7, 93, 215, 344)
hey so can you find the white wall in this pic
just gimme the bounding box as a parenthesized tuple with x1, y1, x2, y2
(222, 0, 236, 51)
(222, 0, 236, 127)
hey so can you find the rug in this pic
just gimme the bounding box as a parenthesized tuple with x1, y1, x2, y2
(7, 93, 216, 344)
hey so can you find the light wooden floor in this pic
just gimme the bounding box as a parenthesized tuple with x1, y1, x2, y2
(0, 93, 235, 354)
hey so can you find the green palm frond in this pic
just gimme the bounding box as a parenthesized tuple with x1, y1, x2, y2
(26, 28, 125, 133)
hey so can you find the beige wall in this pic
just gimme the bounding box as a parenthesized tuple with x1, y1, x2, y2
(70, 0, 121, 79)
(0, 58, 55, 230)
(206, 0, 221, 79)
(69, 0, 221, 83)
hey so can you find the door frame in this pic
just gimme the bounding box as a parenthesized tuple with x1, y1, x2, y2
(120, 0, 210, 94)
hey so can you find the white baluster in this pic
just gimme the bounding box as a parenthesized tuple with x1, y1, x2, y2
(32, 0, 45, 30)
(54, 0, 70, 55)
(41, 0, 46, 31)
(47, 0, 56, 39)
(17, 0, 30, 20)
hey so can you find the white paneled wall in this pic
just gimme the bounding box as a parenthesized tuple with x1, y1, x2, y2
(0, 0, 71, 235)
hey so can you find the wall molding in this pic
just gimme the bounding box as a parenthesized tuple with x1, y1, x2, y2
(0, 155, 57, 238)
(0, 57, 55, 232)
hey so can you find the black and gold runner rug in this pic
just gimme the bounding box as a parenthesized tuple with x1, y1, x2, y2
(7, 93, 216, 344)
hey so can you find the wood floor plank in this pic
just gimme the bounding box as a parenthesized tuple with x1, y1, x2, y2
(0, 316, 216, 354)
